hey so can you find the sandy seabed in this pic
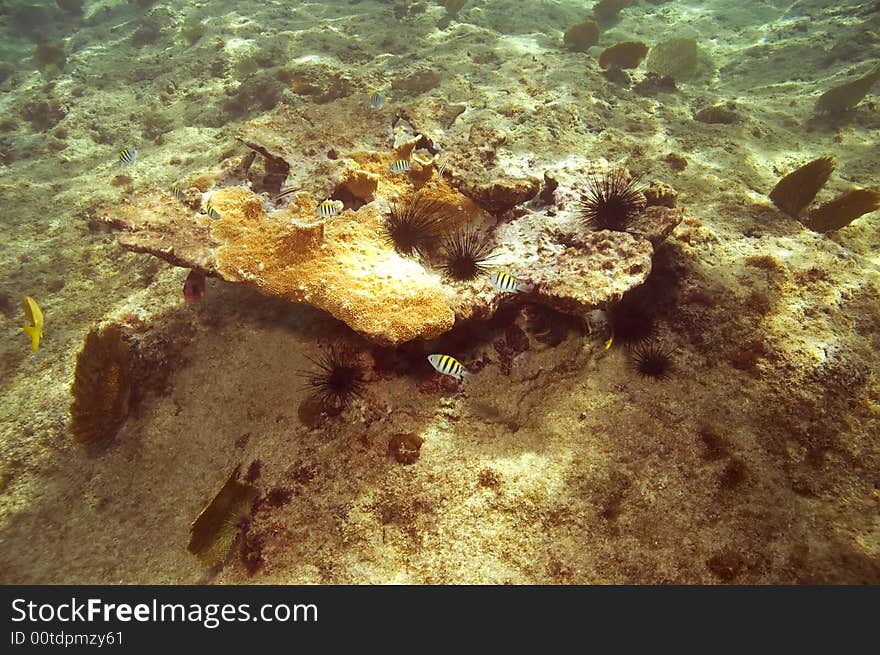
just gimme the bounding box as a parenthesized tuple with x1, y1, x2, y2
(0, 0, 878, 584)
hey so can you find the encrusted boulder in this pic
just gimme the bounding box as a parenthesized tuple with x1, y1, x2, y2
(101, 98, 683, 345)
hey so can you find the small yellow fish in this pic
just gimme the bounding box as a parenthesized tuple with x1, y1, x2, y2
(604, 335, 614, 350)
(170, 184, 185, 201)
(117, 148, 138, 165)
(21, 296, 44, 352)
(204, 201, 221, 220)
(427, 354, 473, 381)
(389, 159, 412, 173)
(316, 199, 344, 217)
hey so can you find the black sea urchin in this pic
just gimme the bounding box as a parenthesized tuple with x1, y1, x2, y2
(301, 346, 365, 411)
(439, 227, 496, 281)
(579, 169, 645, 232)
(383, 192, 448, 256)
(630, 342, 675, 380)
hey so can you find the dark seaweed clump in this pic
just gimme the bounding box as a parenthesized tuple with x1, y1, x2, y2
(768, 157, 835, 217)
(55, 0, 84, 16)
(439, 227, 496, 281)
(69, 325, 133, 444)
(301, 346, 365, 412)
(579, 169, 645, 232)
(34, 42, 66, 75)
(629, 342, 675, 380)
(384, 192, 448, 256)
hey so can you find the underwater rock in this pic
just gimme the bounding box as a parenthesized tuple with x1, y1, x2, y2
(236, 101, 393, 198)
(815, 66, 880, 114)
(803, 189, 880, 232)
(392, 69, 443, 95)
(599, 42, 649, 70)
(769, 157, 835, 218)
(388, 433, 424, 465)
(103, 100, 682, 344)
(277, 63, 353, 104)
(633, 72, 677, 96)
(104, 186, 456, 345)
(644, 182, 678, 209)
(458, 176, 541, 214)
(630, 206, 683, 245)
(694, 105, 739, 124)
(528, 232, 653, 315)
(68, 325, 133, 444)
(563, 20, 600, 52)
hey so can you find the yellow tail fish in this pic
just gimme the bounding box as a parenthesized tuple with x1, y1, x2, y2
(22, 295, 44, 352)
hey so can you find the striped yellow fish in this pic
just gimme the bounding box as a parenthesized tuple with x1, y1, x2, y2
(170, 184, 185, 201)
(427, 354, 473, 381)
(490, 271, 534, 294)
(117, 148, 138, 165)
(204, 201, 221, 220)
(369, 92, 386, 110)
(316, 199, 344, 218)
(389, 159, 412, 173)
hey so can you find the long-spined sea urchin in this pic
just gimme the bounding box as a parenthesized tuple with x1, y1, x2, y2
(579, 169, 645, 232)
(300, 346, 365, 411)
(629, 341, 675, 380)
(383, 192, 449, 256)
(439, 226, 496, 281)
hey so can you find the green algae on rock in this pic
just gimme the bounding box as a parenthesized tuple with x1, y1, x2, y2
(769, 157, 835, 217)
(803, 189, 880, 232)
(69, 325, 132, 444)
